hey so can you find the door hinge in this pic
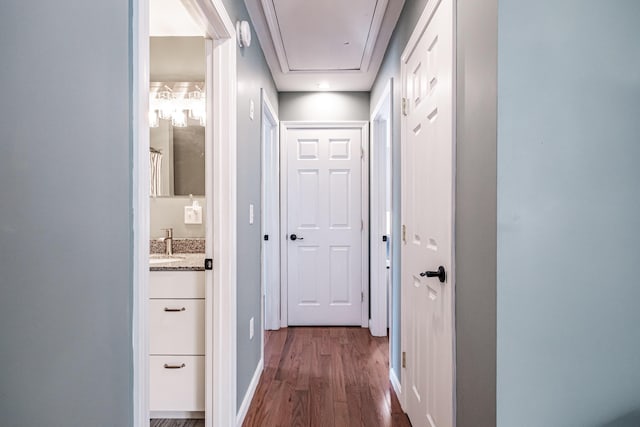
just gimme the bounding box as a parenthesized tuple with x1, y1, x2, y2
(361, 291, 364, 303)
(361, 146, 365, 160)
(402, 98, 408, 117)
(361, 219, 364, 231)
(402, 351, 407, 368)
(402, 224, 407, 244)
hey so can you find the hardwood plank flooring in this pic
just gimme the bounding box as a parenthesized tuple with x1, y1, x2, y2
(243, 327, 411, 427)
(150, 419, 204, 427)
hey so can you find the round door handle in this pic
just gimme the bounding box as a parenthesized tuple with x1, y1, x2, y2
(420, 266, 446, 283)
(290, 234, 304, 241)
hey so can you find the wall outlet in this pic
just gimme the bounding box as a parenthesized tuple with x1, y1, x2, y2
(249, 317, 254, 340)
(184, 205, 202, 224)
(249, 203, 254, 224)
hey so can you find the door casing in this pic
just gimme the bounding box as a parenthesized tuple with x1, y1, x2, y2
(132, 0, 238, 426)
(279, 121, 370, 328)
(370, 79, 393, 338)
(261, 90, 280, 333)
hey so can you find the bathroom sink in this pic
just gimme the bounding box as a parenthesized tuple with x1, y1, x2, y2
(149, 255, 185, 265)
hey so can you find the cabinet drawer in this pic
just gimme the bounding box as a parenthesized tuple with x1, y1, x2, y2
(150, 299, 204, 355)
(150, 355, 204, 412)
(149, 271, 205, 299)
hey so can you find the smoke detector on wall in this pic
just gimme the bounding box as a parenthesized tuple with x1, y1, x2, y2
(236, 20, 251, 47)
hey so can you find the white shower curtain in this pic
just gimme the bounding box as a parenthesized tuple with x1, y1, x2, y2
(150, 150, 163, 197)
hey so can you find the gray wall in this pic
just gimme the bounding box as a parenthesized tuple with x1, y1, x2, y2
(220, 0, 279, 412)
(150, 37, 206, 236)
(0, 1, 132, 426)
(455, 0, 497, 425)
(150, 196, 205, 239)
(497, 1, 640, 426)
(150, 37, 205, 82)
(279, 92, 370, 121)
(371, 0, 497, 425)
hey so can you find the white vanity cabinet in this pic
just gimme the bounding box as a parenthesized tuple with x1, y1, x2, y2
(149, 271, 205, 415)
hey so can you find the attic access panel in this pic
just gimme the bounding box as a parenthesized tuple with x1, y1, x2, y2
(268, 0, 386, 72)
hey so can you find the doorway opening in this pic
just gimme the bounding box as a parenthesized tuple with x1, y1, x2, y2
(370, 80, 393, 338)
(279, 121, 370, 327)
(132, 0, 238, 426)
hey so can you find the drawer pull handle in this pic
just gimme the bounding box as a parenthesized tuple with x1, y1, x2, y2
(164, 307, 186, 312)
(163, 363, 186, 369)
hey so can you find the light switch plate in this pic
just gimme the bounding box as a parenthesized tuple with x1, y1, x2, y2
(249, 317, 254, 340)
(184, 205, 203, 224)
(249, 99, 254, 120)
(249, 204, 254, 224)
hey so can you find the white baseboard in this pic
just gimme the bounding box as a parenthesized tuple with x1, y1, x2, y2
(236, 358, 264, 426)
(369, 318, 388, 337)
(390, 368, 402, 398)
(150, 411, 204, 419)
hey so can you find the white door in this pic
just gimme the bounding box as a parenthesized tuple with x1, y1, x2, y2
(285, 124, 365, 326)
(401, 0, 454, 426)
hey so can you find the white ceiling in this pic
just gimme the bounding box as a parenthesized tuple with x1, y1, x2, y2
(150, 0, 203, 36)
(246, 0, 404, 92)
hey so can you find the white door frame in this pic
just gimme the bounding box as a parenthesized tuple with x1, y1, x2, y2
(261, 89, 280, 333)
(370, 79, 393, 337)
(399, 0, 457, 418)
(279, 121, 370, 328)
(132, 1, 237, 426)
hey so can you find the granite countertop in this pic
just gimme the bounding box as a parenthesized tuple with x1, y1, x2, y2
(149, 253, 206, 271)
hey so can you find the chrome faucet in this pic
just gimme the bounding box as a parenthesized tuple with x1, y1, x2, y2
(160, 228, 173, 256)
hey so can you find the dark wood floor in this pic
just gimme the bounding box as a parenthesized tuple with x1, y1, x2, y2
(243, 327, 411, 427)
(150, 419, 203, 427)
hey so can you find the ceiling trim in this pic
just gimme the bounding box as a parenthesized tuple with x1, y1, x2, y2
(359, 0, 388, 73)
(245, 0, 405, 91)
(260, 0, 289, 74)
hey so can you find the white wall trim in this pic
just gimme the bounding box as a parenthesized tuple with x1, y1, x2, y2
(210, 25, 238, 427)
(261, 89, 281, 333)
(133, 0, 237, 426)
(279, 121, 370, 328)
(204, 37, 215, 427)
(369, 79, 393, 337)
(279, 121, 289, 328)
(390, 368, 402, 399)
(361, 122, 371, 329)
(235, 358, 264, 427)
(132, 0, 150, 424)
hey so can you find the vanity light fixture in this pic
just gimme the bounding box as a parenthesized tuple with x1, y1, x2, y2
(149, 82, 205, 128)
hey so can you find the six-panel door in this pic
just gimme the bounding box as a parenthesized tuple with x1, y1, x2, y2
(286, 127, 364, 326)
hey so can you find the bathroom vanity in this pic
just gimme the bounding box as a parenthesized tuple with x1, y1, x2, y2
(149, 252, 205, 418)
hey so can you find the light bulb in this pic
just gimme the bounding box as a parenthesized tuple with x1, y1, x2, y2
(149, 110, 159, 128)
(171, 110, 188, 127)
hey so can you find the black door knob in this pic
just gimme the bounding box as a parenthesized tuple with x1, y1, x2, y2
(420, 266, 446, 283)
(290, 234, 303, 241)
